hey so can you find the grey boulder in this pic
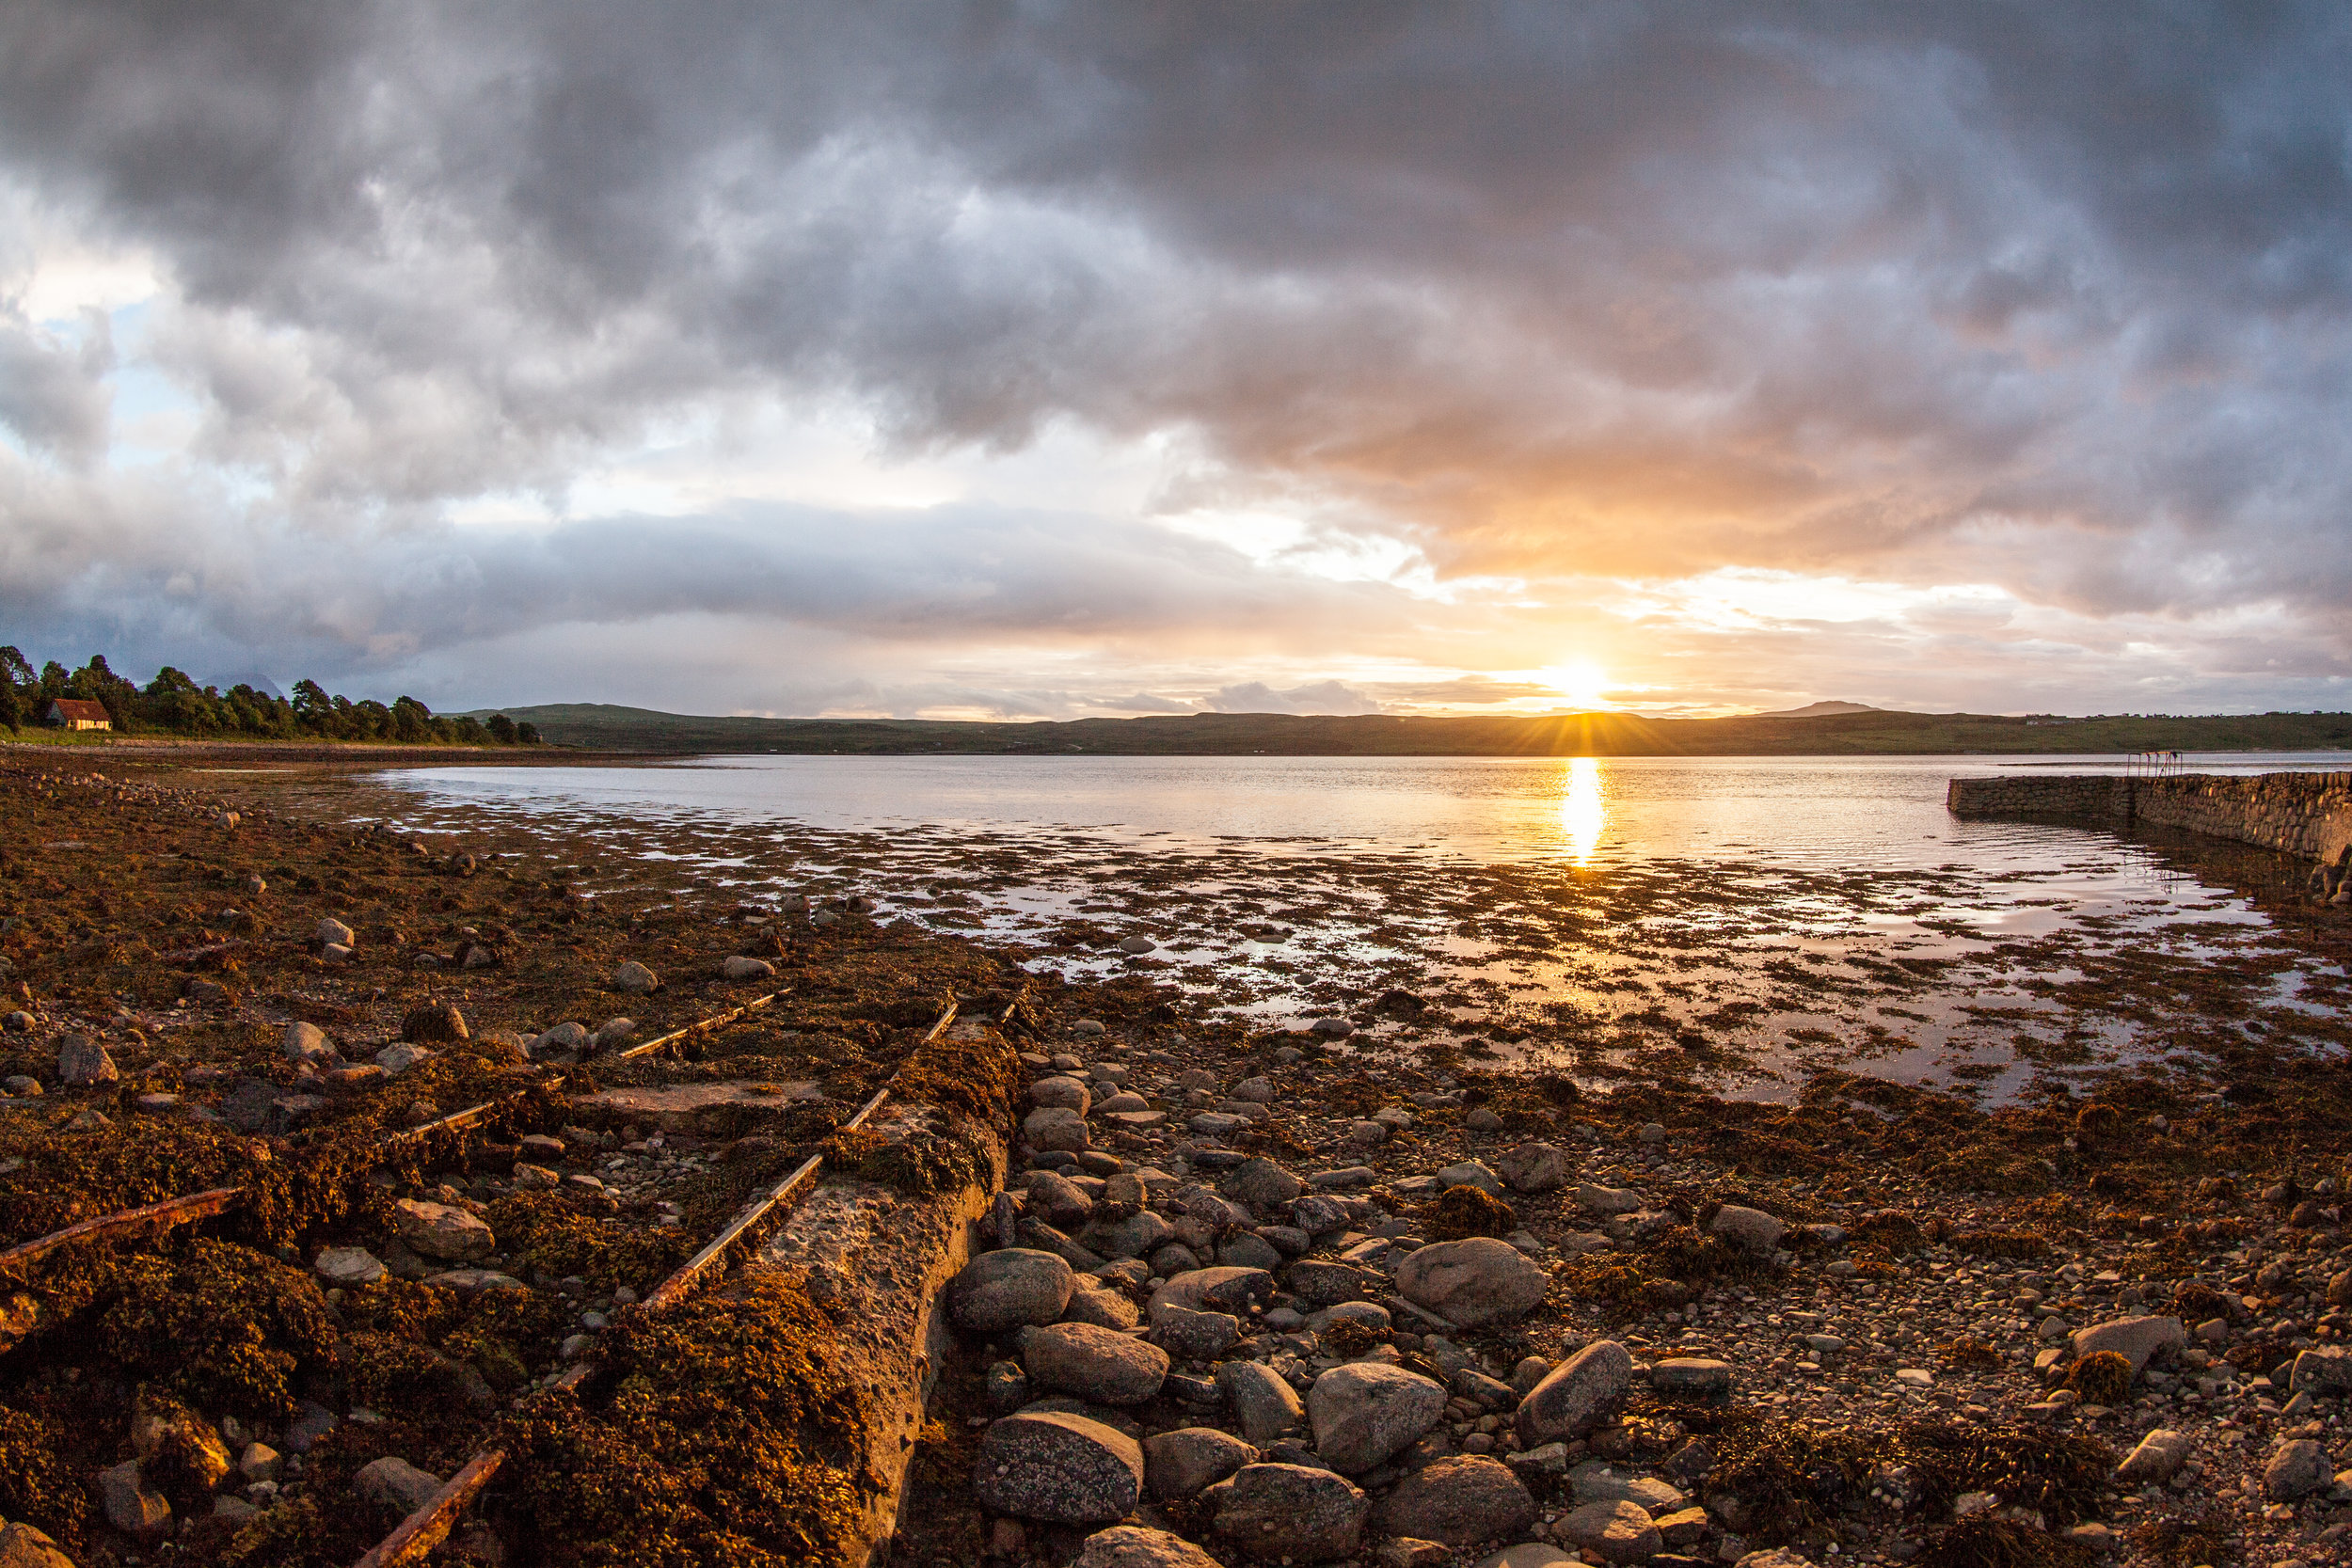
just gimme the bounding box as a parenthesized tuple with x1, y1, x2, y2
(972, 1411, 1145, 1524)
(952, 1248, 1075, 1333)
(1377, 1453, 1537, 1546)
(2071, 1316, 2185, 1375)
(56, 1035, 118, 1086)
(1022, 1322, 1170, 1405)
(1396, 1237, 1549, 1326)
(1217, 1359, 1304, 1445)
(1073, 1526, 1224, 1568)
(1517, 1340, 1634, 1446)
(1143, 1426, 1257, 1500)
(1308, 1362, 1446, 1473)
(1213, 1463, 1369, 1561)
(1496, 1142, 1572, 1193)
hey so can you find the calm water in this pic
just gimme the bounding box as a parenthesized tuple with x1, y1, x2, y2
(366, 751, 2349, 1101)
(377, 751, 2340, 868)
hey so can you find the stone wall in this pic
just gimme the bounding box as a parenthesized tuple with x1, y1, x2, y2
(1947, 770, 2352, 865)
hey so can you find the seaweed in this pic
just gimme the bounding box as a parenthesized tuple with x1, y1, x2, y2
(1424, 1184, 1518, 1241)
(1916, 1515, 2095, 1568)
(2062, 1350, 2133, 1406)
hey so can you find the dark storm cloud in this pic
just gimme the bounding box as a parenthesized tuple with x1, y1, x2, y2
(3, 1, 2351, 694)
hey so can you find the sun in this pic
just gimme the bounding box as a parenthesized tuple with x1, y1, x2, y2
(1540, 659, 1612, 710)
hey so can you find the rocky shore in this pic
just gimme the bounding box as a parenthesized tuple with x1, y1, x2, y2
(4, 758, 2352, 1568)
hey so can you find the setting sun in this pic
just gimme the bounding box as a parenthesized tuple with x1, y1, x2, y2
(1541, 659, 1612, 710)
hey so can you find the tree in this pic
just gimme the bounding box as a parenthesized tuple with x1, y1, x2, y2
(516, 721, 542, 746)
(485, 712, 518, 744)
(391, 696, 432, 744)
(0, 647, 33, 691)
(0, 685, 19, 732)
(291, 679, 332, 731)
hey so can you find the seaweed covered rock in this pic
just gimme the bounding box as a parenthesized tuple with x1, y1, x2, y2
(1426, 1184, 1518, 1241)
(130, 1389, 231, 1496)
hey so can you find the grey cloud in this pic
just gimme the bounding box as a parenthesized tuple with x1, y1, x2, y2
(4, 3, 2352, 697)
(0, 306, 109, 464)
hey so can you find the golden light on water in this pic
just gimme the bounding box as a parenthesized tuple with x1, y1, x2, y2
(1559, 754, 1604, 863)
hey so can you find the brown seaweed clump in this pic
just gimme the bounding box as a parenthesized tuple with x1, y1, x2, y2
(2062, 1350, 2134, 1406)
(495, 1272, 869, 1568)
(1917, 1514, 2096, 1568)
(1425, 1183, 1518, 1240)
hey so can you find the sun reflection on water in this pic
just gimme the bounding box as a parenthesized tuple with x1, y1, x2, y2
(1559, 755, 1604, 863)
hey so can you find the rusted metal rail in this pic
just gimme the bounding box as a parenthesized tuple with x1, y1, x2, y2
(0, 990, 794, 1264)
(0, 1186, 243, 1275)
(350, 997, 973, 1568)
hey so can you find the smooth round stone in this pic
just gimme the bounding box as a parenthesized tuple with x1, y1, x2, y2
(973, 1411, 1143, 1524)
(1307, 1362, 1445, 1473)
(1142, 1427, 1257, 1500)
(1022, 1322, 1170, 1405)
(952, 1249, 1075, 1333)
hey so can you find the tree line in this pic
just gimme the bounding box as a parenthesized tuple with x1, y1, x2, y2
(0, 647, 541, 746)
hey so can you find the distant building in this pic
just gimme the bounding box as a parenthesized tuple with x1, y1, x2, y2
(43, 698, 112, 731)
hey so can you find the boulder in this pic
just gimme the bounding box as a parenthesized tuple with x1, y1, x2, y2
(0, 1522, 75, 1568)
(1287, 1260, 1366, 1308)
(1649, 1357, 1733, 1401)
(56, 1035, 117, 1086)
(355, 1456, 444, 1515)
(1153, 1304, 1239, 1361)
(1308, 1362, 1447, 1473)
(952, 1249, 1075, 1332)
(1576, 1183, 1642, 1215)
(721, 956, 775, 981)
(2290, 1347, 2352, 1395)
(1395, 1237, 1549, 1326)
(373, 1042, 433, 1077)
(1221, 1158, 1305, 1208)
(1062, 1283, 1144, 1332)
(2114, 1429, 2194, 1486)
(2070, 1316, 2185, 1376)
(1026, 1171, 1097, 1229)
(280, 1021, 335, 1063)
(1708, 1205, 1786, 1255)
(1031, 1076, 1093, 1114)
(972, 1411, 1143, 1524)
(1557, 1499, 1660, 1564)
(609, 961, 658, 993)
(390, 1199, 495, 1262)
(1025, 1106, 1092, 1153)
(1151, 1266, 1276, 1323)
(1517, 1340, 1634, 1446)
(1023, 1323, 1170, 1405)
(1143, 1426, 1257, 1499)
(1435, 1160, 1505, 1196)
(314, 1247, 388, 1287)
(1089, 1210, 1176, 1260)
(1377, 1454, 1537, 1546)
(96, 1460, 169, 1535)
(1472, 1549, 1577, 1568)
(2265, 1438, 2333, 1501)
(1074, 1526, 1223, 1568)
(315, 918, 357, 948)
(1217, 1359, 1305, 1445)
(1213, 1463, 1370, 1561)
(1496, 1142, 1572, 1194)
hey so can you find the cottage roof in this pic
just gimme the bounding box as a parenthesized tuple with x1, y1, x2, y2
(46, 698, 112, 723)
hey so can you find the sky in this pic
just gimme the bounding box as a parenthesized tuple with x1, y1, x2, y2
(2, 3, 2350, 721)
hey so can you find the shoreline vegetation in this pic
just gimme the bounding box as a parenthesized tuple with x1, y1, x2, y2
(0, 649, 541, 750)
(458, 703, 2352, 758)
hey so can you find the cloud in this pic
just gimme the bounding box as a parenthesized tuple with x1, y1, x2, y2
(1205, 680, 1383, 717)
(2, 4, 2350, 712)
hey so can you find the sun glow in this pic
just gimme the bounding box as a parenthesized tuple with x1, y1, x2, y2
(1558, 755, 1605, 864)
(1541, 659, 1612, 709)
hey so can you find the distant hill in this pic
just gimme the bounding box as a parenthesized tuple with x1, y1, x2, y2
(1754, 700, 1880, 718)
(455, 703, 2352, 758)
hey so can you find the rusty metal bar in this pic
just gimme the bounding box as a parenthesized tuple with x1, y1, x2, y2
(0, 1186, 243, 1274)
(612, 987, 790, 1060)
(347, 997, 965, 1567)
(348, 1448, 504, 1568)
